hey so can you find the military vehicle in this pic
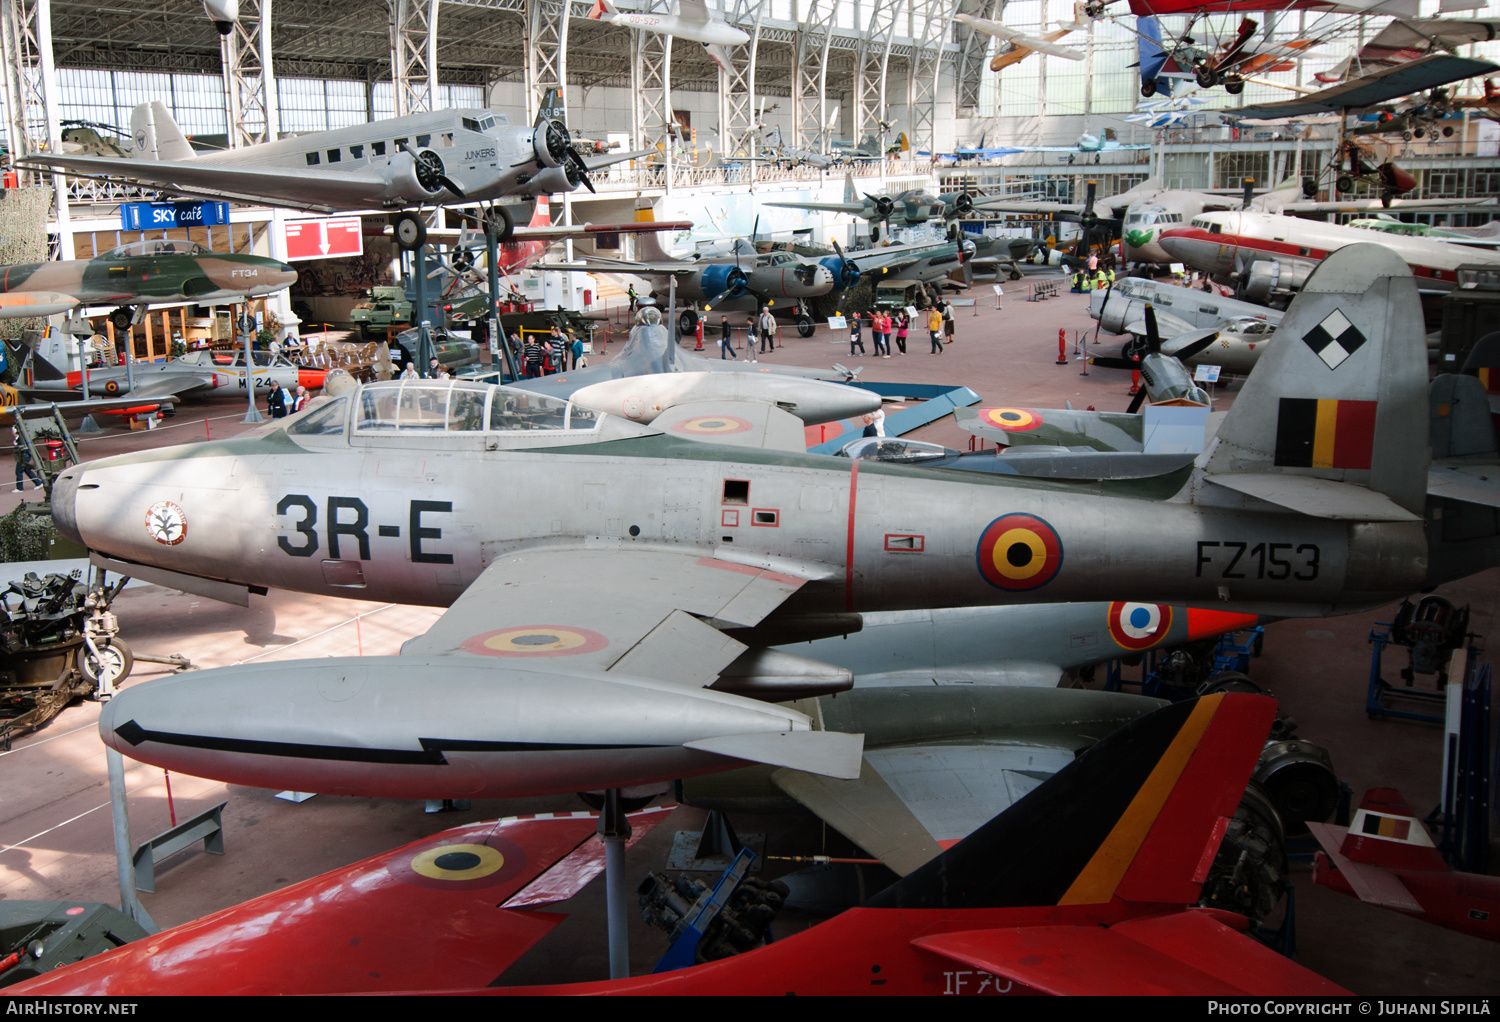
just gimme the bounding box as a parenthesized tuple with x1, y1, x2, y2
(348, 286, 413, 339)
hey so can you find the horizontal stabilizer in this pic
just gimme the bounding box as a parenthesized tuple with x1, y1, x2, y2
(685, 729, 863, 779)
(771, 758, 944, 876)
(1205, 473, 1421, 521)
(1428, 463, 1500, 509)
(1308, 822, 1425, 911)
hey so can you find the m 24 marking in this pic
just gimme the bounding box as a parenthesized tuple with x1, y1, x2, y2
(1195, 541, 1320, 581)
(276, 494, 453, 564)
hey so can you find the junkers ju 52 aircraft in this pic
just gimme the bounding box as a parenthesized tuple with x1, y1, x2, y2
(0, 238, 296, 336)
(16, 97, 645, 250)
(56, 243, 1435, 803)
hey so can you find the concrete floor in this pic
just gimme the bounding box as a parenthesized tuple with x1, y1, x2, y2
(2, 274, 1496, 994)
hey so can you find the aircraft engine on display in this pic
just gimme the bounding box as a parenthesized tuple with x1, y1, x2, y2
(533, 119, 570, 168)
(1243, 260, 1283, 303)
(697, 264, 749, 305)
(941, 192, 975, 218)
(817, 255, 860, 290)
(518, 164, 582, 197)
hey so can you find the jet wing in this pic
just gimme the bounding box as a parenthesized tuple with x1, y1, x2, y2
(1427, 461, 1500, 509)
(650, 400, 812, 454)
(13, 153, 392, 213)
(9, 808, 675, 995)
(401, 546, 825, 688)
(954, 404, 1146, 453)
(1226, 53, 1500, 119)
(912, 910, 1348, 995)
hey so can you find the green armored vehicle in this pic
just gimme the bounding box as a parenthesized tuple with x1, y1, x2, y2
(348, 286, 413, 339)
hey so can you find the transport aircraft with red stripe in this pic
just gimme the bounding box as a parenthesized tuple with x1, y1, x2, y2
(1158, 209, 1500, 302)
(1310, 788, 1500, 944)
(11, 695, 1351, 995)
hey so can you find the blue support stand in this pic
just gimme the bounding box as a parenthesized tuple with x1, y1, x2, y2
(651, 847, 755, 974)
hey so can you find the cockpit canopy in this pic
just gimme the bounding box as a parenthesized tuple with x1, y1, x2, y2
(289, 379, 602, 437)
(103, 239, 212, 259)
(836, 436, 959, 464)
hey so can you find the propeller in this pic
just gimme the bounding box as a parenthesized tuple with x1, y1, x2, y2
(401, 143, 466, 199)
(703, 266, 752, 311)
(831, 362, 863, 382)
(564, 147, 596, 194)
(866, 194, 896, 219)
(830, 239, 860, 289)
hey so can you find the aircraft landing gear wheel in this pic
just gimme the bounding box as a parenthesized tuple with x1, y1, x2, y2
(1140, 80, 1157, 98)
(1195, 65, 1219, 89)
(1225, 79, 1245, 95)
(796, 314, 814, 338)
(1442, 126, 1455, 138)
(1335, 175, 1354, 194)
(485, 204, 515, 243)
(81, 638, 133, 689)
(108, 308, 133, 335)
(677, 309, 698, 337)
(1403, 130, 1415, 141)
(393, 212, 427, 251)
(870, 224, 881, 244)
(1009, 268, 1022, 281)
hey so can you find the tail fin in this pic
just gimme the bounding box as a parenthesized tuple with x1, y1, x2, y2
(633, 198, 655, 224)
(533, 88, 565, 128)
(1197, 243, 1429, 518)
(587, 0, 610, 18)
(869, 693, 1276, 909)
(1339, 788, 1449, 871)
(633, 203, 674, 261)
(528, 195, 551, 228)
(842, 171, 856, 203)
(130, 101, 194, 162)
(893, 131, 910, 153)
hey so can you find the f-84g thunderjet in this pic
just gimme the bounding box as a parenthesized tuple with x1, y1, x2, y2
(51, 242, 1440, 806)
(16, 98, 646, 250)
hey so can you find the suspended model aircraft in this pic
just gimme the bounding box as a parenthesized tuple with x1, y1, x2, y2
(1135, 15, 1328, 95)
(1313, 16, 1500, 84)
(956, 6, 1087, 69)
(765, 172, 977, 242)
(10, 695, 1348, 995)
(16, 98, 646, 250)
(0, 238, 295, 335)
(587, 0, 749, 72)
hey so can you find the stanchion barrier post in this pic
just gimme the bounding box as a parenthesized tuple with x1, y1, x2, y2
(1056, 328, 1067, 365)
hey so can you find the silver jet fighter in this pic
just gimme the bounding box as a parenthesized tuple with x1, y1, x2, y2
(58, 245, 1433, 798)
(28, 346, 325, 402)
(515, 311, 880, 427)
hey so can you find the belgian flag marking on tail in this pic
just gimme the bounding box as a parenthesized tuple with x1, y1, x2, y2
(1273, 397, 1377, 470)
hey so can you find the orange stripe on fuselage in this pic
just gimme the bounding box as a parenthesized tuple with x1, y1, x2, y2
(1057, 693, 1223, 905)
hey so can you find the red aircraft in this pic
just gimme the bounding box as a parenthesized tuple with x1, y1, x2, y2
(12, 694, 1347, 996)
(1310, 789, 1500, 944)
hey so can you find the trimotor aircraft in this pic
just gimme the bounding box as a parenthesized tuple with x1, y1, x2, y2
(1309, 788, 1499, 944)
(0, 239, 296, 335)
(11, 695, 1349, 995)
(586, 0, 749, 73)
(956, 6, 1086, 70)
(1158, 208, 1500, 301)
(765, 172, 976, 243)
(55, 243, 1439, 803)
(16, 98, 645, 250)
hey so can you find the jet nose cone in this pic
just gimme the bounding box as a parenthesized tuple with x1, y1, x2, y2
(299, 369, 328, 391)
(51, 467, 82, 547)
(274, 264, 299, 288)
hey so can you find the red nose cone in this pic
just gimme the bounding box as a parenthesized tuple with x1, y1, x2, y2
(299, 369, 328, 391)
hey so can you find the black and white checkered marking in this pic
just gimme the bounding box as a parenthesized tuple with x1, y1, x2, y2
(1302, 309, 1367, 370)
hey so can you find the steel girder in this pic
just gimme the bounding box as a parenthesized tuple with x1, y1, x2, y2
(388, 0, 438, 115)
(953, 0, 999, 114)
(853, 0, 906, 147)
(716, 0, 761, 170)
(908, 0, 960, 157)
(629, 0, 671, 153)
(522, 0, 569, 123)
(791, 0, 837, 152)
(221, 0, 278, 147)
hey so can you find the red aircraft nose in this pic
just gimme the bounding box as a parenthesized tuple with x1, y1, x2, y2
(299, 368, 328, 391)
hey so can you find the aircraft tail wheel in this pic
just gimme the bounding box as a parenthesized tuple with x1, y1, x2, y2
(108, 309, 132, 334)
(394, 213, 427, 251)
(1140, 80, 1156, 98)
(1403, 130, 1415, 141)
(81, 638, 133, 688)
(1335, 175, 1354, 194)
(796, 314, 814, 337)
(486, 204, 515, 243)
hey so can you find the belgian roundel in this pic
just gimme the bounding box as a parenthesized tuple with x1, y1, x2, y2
(1108, 602, 1173, 651)
(976, 513, 1063, 591)
(981, 407, 1043, 432)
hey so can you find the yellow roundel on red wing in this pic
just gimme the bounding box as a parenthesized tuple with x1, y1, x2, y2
(460, 626, 610, 657)
(1108, 602, 1174, 651)
(977, 513, 1063, 591)
(981, 407, 1043, 432)
(669, 415, 754, 435)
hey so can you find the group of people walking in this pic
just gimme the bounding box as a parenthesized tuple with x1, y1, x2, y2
(718, 305, 779, 362)
(515, 326, 585, 379)
(849, 304, 953, 356)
